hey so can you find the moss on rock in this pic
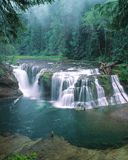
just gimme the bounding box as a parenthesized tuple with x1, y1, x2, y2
(0, 68, 5, 77)
(98, 75, 112, 96)
(0, 63, 10, 77)
(39, 71, 53, 99)
(113, 64, 128, 83)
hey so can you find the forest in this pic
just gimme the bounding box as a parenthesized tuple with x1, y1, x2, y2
(0, 0, 128, 63)
(1, 1, 128, 160)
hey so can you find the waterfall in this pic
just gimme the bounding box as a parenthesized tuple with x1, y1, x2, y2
(78, 78, 96, 108)
(79, 79, 86, 102)
(51, 69, 128, 109)
(13, 66, 41, 99)
(51, 72, 78, 108)
(110, 75, 128, 104)
(13, 63, 128, 109)
(51, 69, 101, 109)
(95, 78, 108, 106)
(21, 63, 41, 84)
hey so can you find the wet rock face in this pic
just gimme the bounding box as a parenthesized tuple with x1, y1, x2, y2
(74, 75, 113, 101)
(0, 64, 22, 98)
(74, 76, 98, 102)
(98, 75, 113, 97)
(110, 106, 128, 122)
(38, 71, 53, 100)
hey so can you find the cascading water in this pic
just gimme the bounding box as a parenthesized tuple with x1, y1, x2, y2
(13, 63, 128, 109)
(51, 72, 78, 108)
(52, 69, 102, 108)
(110, 75, 128, 105)
(51, 69, 128, 109)
(13, 68, 30, 97)
(95, 78, 108, 106)
(13, 65, 41, 99)
(78, 78, 96, 108)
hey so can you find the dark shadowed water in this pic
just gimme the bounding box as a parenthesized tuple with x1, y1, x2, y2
(0, 97, 128, 149)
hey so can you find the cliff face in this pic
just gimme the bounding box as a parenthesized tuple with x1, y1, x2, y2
(0, 64, 22, 99)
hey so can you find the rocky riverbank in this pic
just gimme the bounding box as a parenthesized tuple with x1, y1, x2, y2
(0, 63, 22, 99)
(0, 134, 128, 160)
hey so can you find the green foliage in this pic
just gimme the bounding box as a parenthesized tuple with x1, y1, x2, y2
(0, 56, 5, 63)
(82, 7, 104, 29)
(81, 0, 128, 62)
(113, 64, 128, 83)
(0, 43, 17, 56)
(82, 5, 108, 59)
(0, 0, 53, 42)
(40, 71, 53, 89)
(98, 55, 111, 62)
(96, 0, 128, 30)
(7, 152, 37, 160)
(14, 0, 106, 59)
(114, 0, 128, 29)
(111, 28, 128, 63)
(94, 0, 118, 29)
(0, 68, 5, 77)
(0, 0, 128, 64)
(98, 75, 112, 96)
(39, 71, 53, 99)
(7, 55, 65, 64)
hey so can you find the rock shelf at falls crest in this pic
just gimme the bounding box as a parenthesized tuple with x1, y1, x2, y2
(13, 62, 128, 109)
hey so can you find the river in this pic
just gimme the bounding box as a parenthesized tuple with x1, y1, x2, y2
(0, 60, 128, 149)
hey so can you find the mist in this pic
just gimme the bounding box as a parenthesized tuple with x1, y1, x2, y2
(16, 0, 107, 56)
(25, 0, 106, 28)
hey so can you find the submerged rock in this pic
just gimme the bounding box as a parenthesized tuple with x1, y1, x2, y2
(0, 63, 22, 99)
(110, 105, 128, 122)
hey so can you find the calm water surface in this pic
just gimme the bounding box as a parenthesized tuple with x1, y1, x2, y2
(0, 97, 128, 149)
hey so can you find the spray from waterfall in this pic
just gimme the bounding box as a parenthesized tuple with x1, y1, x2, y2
(13, 66, 41, 99)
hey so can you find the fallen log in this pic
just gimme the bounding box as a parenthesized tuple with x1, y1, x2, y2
(99, 61, 120, 75)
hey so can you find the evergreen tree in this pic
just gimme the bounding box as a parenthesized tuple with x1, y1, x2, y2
(0, 0, 53, 42)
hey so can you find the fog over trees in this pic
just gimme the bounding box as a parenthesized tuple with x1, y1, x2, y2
(0, 0, 128, 63)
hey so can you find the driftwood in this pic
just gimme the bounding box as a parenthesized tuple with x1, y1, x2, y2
(99, 61, 119, 75)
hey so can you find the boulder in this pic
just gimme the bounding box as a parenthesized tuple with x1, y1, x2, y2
(98, 75, 113, 97)
(0, 63, 22, 99)
(38, 71, 53, 100)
